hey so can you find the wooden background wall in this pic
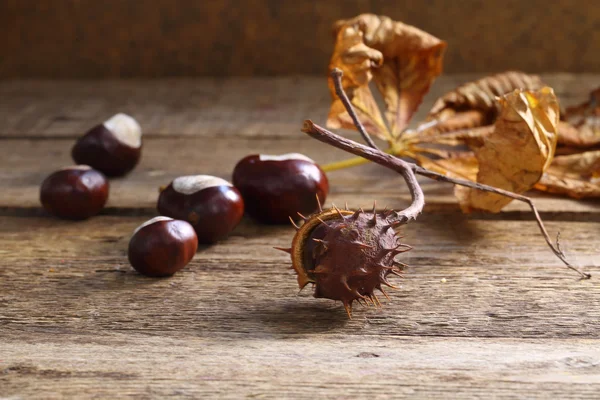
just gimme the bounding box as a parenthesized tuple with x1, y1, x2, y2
(2, 0, 599, 78)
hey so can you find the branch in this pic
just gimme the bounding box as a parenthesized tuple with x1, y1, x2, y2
(331, 68, 380, 150)
(413, 166, 590, 279)
(303, 121, 424, 223)
(302, 120, 590, 279)
(317, 68, 590, 280)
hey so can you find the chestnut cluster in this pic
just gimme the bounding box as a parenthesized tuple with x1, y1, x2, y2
(149, 153, 329, 275)
(40, 113, 142, 220)
(39, 115, 330, 278)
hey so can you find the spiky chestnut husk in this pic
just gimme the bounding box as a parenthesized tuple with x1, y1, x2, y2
(277, 204, 411, 318)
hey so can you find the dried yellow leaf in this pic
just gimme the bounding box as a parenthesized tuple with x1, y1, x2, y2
(327, 23, 388, 138)
(327, 14, 446, 141)
(417, 153, 479, 181)
(428, 71, 545, 119)
(559, 88, 600, 148)
(454, 87, 559, 212)
(535, 150, 600, 198)
(417, 72, 545, 137)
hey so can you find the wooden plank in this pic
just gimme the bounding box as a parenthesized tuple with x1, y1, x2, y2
(1, 75, 600, 138)
(1, 137, 599, 215)
(1, 76, 599, 399)
(1, 213, 599, 397)
(1, 215, 597, 338)
(2, 333, 600, 399)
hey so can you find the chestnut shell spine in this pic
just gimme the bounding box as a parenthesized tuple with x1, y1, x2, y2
(279, 202, 411, 318)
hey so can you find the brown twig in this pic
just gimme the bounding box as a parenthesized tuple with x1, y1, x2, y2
(303, 120, 424, 223)
(302, 69, 591, 279)
(303, 121, 590, 279)
(413, 166, 590, 279)
(331, 68, 381, 150)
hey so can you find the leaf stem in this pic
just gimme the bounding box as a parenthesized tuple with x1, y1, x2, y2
(321, 147, 400, 172)
(320, 156, 372, 172)
(414, 166, 591, 279)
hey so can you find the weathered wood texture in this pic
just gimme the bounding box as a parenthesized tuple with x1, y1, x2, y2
(1, 215, 599, 398)
(1, 76, 599, 399)
(2, 74, 600, 139)
(1, 215, 598, 337)
(3, 334, 600, 399)
(2, 0, 600, 78)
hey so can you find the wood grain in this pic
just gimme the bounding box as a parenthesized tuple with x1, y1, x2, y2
(2, 0, 600, 78)
(2, 334, 600, 399)
(1, 75, 599, 138)
(1, 214, 599, 397)
(0, 215, 598, 338)
(1, 76, 600, 399)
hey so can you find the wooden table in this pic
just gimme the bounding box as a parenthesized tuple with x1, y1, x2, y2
(1, 75, 599, 399)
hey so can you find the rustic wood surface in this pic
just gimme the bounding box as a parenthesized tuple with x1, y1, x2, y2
(1, 75, 599, 399)
(2, 74, 600, 139)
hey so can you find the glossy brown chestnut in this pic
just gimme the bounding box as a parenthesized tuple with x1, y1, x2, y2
(72, 113, 142, 177)
(40, 165, 109, 220)
(157, 175, 244, 244)
(128, 216, 198, 277)
(232, 153, 329, 224)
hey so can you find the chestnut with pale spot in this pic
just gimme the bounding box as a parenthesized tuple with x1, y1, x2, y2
(157, 175, 244, 244)
(72, 113, 142, 177)
(232, 153, 329, 224)
(128, 216, 198, 277)
(40, 165, 109, 220)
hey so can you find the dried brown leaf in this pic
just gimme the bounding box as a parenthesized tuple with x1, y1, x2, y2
(454, 87, 559, 212)
(558, 88, 600, 148)
(407, 125, 492, 185)
(405, 125, 494, 148)
(535, 150, 600, 198)
(417, 152, 479, 181)
(419, 72, 545, 138)
(327, 22, 388, 138)
(328, 14, 446, 140)
(406, 87, 558, 211)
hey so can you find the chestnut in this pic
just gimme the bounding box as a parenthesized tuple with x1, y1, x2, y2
(128, 216, 198, 277)
(232, 153, 329, 224)
(40, 165, 109, 220)
(157, 175, 244, 244)
(72, 113, 142, 177)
